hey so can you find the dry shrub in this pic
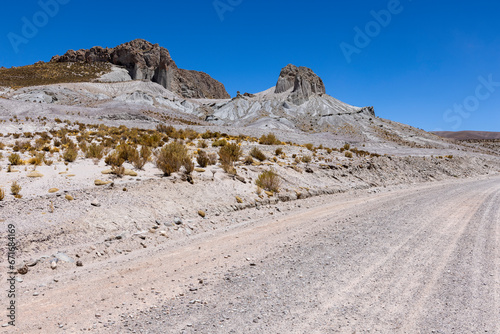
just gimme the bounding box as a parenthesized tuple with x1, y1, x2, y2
(111, 165, 125, 178)
(183, 156, 194, 175)
(301, 155, 312, 163)
(259, 133, 280, 145)
(250, 147, 266, 161)
(304, 143, 314, 151)
(8, 153, 22, 165)
(208, 152, 218, 165)
(345, 151, 353, 158)
(130, 146, 151, 170)
(197, 140, 208, 148)
(63, 146, 78, 162)
(212, 139, 227, 147)
(255, 169, 281, 192)
(156, 141, 189, 176)
(218, 143, 242, 167)
(196, 150, 210, 168)
(11, 181, 21, 195)
(86, 143, 104, 160)
(275, 147, 283, 156)
(104, 152, 124, 167)
(244, 155, 254, 165)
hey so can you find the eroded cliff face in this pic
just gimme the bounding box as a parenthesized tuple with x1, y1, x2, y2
(51, 39, 230, 99)
(275, 64, 326, 105)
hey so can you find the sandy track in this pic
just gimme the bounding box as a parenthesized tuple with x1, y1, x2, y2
(8, 175, 500, 333)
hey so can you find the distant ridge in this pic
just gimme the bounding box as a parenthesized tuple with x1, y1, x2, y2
(433, 131, 500, 140)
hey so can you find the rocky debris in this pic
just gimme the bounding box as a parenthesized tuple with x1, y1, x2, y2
(198, 210, 206, 218)
(76, 261, 83, 267)
(50, 258, 58, 270)
(274, 64, 325, 105)
(17, 265, 28, 275)
(91, 199, 101, 207)
(174, 217, 183, 225)
(50, 39, 230, 99)
(55, 252, 74, 263)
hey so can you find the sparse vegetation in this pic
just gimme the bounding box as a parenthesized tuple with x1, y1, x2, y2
(255, 169, 281, 192)
(63, 146, 78, 162)
(0, 62, 111, 88)
(8, 153, 22, 165)
(156, 141, 189, 176)
(11, 181, 21, 196)
(259, 133, 280, 145)
(250, 147, 266, 161)
(196, 150, 210, 168)
(218, 143, 242, 167)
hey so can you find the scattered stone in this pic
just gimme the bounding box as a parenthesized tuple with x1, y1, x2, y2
(159, 231, 168, 237)
(91, 199, 101, 207)
(27, 170, 44, 178)
(198, 210, 206, 218)
(235, 196, 243, 204)
(33, 292, 39, 296)
(48, 188, 59, 193)
(174, 217, 183, 225)
(55, 252, 74, 263)
(194, 168, 205, 173)
(76, 261, 83, 267)
(65, 194, 74, 201)
(94, 179, 111, 186)
(235, 175, 246, 183)
(265, 191, 274, 197)
(124, 169, 137, 176)
(305, 167, 314, 173)
(50, 259, 58, 270)
(17, 265, 28, 275)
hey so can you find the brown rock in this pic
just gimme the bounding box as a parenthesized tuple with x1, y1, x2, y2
(51, 39, 229, 99)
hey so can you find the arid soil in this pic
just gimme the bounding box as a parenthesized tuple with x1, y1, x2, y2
(1, 174, 499, 333)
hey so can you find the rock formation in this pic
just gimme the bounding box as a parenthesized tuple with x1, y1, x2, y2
(51, 39, 229, 99)
(274, 64, 326, 105)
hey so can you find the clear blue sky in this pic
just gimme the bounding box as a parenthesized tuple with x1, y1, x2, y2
(1, 0, 499, 132)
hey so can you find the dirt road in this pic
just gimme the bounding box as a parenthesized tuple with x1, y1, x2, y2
(8, 175, 500, 333)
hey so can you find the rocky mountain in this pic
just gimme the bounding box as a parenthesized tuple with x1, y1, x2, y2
(50, 39, 230, 99)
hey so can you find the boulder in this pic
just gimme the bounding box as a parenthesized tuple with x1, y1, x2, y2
(274, 64, 326, 105)
(51, 39, 230, 99)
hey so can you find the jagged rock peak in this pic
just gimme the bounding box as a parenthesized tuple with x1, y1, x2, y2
(50, 39, 229, 99)
(274, 64, 326, 104)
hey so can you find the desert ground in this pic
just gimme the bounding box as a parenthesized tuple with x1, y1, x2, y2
(0, 54, 499, 333)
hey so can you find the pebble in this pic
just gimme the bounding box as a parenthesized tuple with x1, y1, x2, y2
(174, 217, 183, 225)
(91, 200, 101, 207)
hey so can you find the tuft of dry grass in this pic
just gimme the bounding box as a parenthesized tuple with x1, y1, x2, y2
(250, 147, 266, 161)
(259, 133, 280, 145)
(11, 181, 21, 196)
(255, 169, 281, 192)
(218, 143, 242, 169)
(8, 153, 22, 165)
(196, 150, 210, 168)
(156, 141, 189, 176)
(0, 62, 111, 88)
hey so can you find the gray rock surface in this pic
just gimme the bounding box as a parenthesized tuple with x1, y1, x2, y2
(51, 39, 230, 99)
(274, 64, 326, 105)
